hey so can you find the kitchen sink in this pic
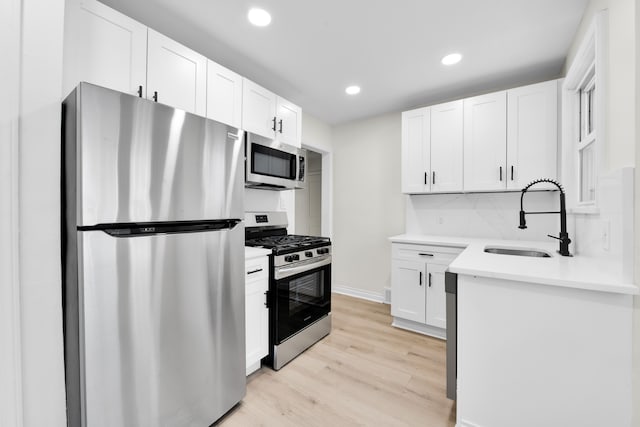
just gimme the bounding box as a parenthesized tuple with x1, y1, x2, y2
(484, 246, 551, 258)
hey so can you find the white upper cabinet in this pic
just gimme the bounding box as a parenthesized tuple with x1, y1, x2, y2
(401, 107, 430, 193)
(146, 29, 207, 116)
(63, 0, 147, 97)
(463, 91, 507, 192)
(242, 78, 302, 147)
(242, 79, 278, 139)
(506, 80, 558, 189)
(206, 60, 243, 129)
(430, 100, 464, 192)
(276, 97, 302, 147)
(401, 80, 559, 194)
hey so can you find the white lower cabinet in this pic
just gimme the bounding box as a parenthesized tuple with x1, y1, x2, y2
(245, 255, 269, 376)
(391, 243, 461, 338)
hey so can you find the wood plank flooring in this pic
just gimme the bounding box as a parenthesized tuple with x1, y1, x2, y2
(216, 293, 456, 427)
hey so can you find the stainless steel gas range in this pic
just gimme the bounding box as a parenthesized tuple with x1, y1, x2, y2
(245, 211, 331, 370)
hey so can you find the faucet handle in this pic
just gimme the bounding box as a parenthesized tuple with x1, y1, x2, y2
(548, 234, 572, 244)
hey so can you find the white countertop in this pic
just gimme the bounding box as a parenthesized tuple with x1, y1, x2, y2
(244, 246, 271, 260)
(389, 234, 638, 295)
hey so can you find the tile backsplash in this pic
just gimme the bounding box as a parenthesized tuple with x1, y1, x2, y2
(406, 191, 560, 242)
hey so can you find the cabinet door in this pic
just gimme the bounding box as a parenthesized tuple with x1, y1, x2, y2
(62, 0, 147, 97)
(206, 60, 242, 128)
(242, 79, 277, 139)
(507, 80, 558, 190)
(430, 100, 463, 192)
(425, 263, 447, 329)
(245, 276, 268, 373)
(276, 97, 302, 148)
(146, 29, 207, 116)
(391, 259, 426, 323)
(401, 107, 430, 193)
(463, 91, 507, 191)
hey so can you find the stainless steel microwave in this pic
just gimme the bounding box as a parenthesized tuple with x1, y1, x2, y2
(245, 133, 306, 190)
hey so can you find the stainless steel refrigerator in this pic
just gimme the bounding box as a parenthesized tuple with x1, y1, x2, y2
(62, 83, 245, 427)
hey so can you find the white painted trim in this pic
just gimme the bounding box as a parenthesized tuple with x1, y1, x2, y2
(561, 10, 608, 209)
(301, 142, 333, 239)
(456, 420, 485, 427)
(332, 285, 385, 303)
(0, 0, 23, 424)
(391, 318, 446, 340)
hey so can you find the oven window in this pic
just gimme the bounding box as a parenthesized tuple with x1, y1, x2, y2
(287, 271, 325, 314)
(252, 144, 296, 180)
(275, 265, 331, 343)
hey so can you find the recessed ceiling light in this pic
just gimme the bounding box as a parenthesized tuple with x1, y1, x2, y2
(248, 8, 271, 27)
(345, 85, 361, 95)
(441, 53, 462, 66)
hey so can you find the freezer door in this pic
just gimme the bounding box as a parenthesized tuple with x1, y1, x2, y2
(68, 83, 244, 226)
(72, 225, 245, 427)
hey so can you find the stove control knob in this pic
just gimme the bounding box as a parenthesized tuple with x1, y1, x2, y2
(318, 248, 329, 255)
(284, 255, 294, 262)
(292, 254, 300, 261)
(305, 251, 313, 257)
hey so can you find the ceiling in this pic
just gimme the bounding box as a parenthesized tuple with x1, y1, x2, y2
(99, 0, 589, 125)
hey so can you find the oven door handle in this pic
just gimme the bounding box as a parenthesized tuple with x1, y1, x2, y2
(274, 256, 332, 280)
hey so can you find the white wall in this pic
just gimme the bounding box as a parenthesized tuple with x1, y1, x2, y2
(636, 4, 640, 423)
(6, 0, 67, 425)
(332, 112, 405, 301)
(0, 1, 24, 425)
(564, 0, 639, 423)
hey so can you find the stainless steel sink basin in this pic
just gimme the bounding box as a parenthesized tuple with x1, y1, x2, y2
(484, 246, 551, 258)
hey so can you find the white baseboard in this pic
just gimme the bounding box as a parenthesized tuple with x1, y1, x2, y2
(392, 317, 446, 340)
(332, 285, 385, 303)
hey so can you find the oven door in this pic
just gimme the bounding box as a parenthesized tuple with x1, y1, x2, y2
(273, 257, 331, 344)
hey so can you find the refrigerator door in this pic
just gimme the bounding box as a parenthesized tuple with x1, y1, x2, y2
(67, 83, 244, 226)
(71, 225, 245, 427)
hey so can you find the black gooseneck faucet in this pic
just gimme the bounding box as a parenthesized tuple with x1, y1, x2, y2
(519, 178, 572, 256)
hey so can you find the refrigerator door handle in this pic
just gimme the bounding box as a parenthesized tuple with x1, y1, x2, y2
(81, 219, 242, 237)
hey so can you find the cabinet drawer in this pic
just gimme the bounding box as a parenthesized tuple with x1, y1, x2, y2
(392, 243, 462, 265)
(245, 257, 269, 282)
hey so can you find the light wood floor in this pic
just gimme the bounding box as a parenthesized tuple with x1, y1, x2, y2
(216, 293, 456, 427)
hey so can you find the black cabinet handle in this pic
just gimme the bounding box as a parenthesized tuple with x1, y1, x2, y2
(418, 253, 434, 257)
(499, 166, 503, 181)
(247, 268, 263, 275)
(278, 119, 283, 133)
(432, 171, 435, 185)
(419, 271, 423, 286)
(424, 172, 427, 185)
(511, 165, 514, 181)
(137, 85, 143, 98)
(264, 290, 269, 308)
(153, 91, 158, 102)
(428, 273, 432, 287)
(272, 117, 277, 132)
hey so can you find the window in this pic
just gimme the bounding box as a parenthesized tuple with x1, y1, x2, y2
(577, 66, 596, 203)
(562, 11, 606, 211)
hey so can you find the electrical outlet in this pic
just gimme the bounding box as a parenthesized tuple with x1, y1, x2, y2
(601, 220, 610, 251)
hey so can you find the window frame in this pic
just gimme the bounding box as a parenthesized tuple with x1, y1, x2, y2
(561, 11, 607, 213)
